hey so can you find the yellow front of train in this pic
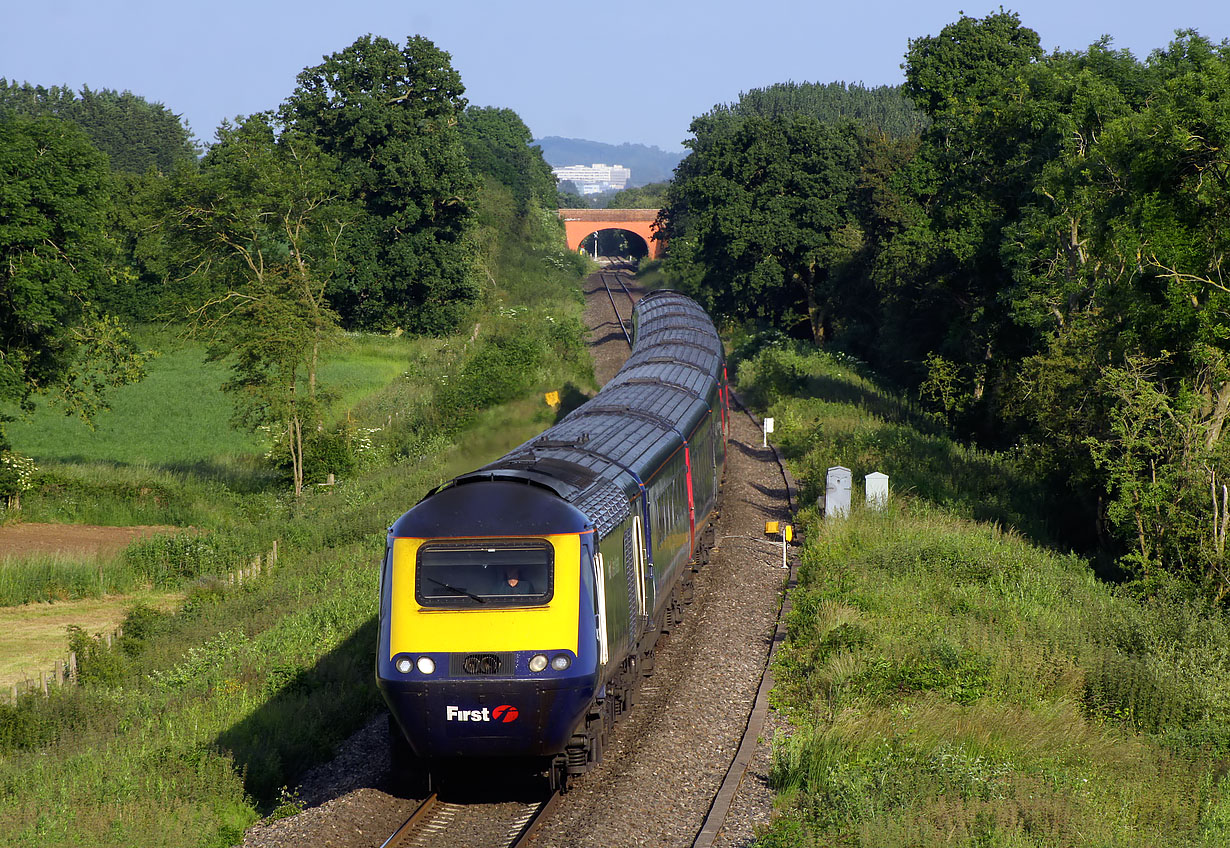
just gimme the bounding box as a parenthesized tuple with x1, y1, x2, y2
(376, 478, 601, 762)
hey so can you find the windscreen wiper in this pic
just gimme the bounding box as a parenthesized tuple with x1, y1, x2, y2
(426, 576, 486, 603)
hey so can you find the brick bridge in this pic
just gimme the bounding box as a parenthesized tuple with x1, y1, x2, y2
(558, 208, 663, 258)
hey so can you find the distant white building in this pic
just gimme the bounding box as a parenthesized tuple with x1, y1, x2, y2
(552, 163, 632, 195)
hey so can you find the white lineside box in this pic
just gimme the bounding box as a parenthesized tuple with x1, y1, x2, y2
(825, 466, 852, 518)
(866, 472, 889, 509)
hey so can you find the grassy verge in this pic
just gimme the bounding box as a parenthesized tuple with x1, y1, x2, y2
(737, 343, 1230, 847)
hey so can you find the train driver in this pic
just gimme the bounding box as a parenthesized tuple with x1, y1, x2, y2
(499, 566, 536, 594)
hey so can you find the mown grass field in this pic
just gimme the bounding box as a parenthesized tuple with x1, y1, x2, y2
(4, 330, 425, 469)
(736, 343, 1230, 846)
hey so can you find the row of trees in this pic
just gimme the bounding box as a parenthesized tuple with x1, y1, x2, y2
(1, 35, 566, 495)
(660, 13, 1230, 601)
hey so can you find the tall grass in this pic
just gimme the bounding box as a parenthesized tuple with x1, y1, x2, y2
(0, 553, 133, 605)
(739, 343, 1230, 847)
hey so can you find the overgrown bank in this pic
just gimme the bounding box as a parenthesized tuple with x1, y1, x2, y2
(736, 342, 1230, 846)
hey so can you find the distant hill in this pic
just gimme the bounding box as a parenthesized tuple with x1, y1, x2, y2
(535, 136, 685, 187)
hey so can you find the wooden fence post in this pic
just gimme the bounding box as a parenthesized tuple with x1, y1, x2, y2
(54, 659, 63, 687)
(68, 651, 78, 684)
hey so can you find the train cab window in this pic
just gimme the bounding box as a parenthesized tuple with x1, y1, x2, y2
(415, 540, 554, 608)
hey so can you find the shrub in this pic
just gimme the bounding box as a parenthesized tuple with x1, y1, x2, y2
(66, 625, 127, 686)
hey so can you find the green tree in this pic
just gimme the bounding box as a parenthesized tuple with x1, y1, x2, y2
(660, 113, 859, 343)
(713, 80, 927, 138)
(605, 181, 669, 209)
(457, 106, 555, 212)
(0, 116, 148, 450)
(172, 114, 352, 495)
(0, 80, 199, 174)
(280, 35, 478, 333)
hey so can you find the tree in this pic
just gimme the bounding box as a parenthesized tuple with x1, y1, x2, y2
(712, 80, 927, 138)
(0, 80, 199, 174)
(904, 11, 1043, 118)
(0, 115, 148, 450)
(457, 106, 555, 212)
(605, 181, 669, 209)
(280, 35, 478, 332)
(172, 113, 352, 495)
(660, 113, 859, 343)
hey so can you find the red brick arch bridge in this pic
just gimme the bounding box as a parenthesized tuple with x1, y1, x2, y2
(558, 208, 664, 259)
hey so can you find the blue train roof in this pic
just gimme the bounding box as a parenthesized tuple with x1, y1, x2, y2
(402, 290, 724, 538)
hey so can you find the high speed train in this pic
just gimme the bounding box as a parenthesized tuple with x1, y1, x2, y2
(376, 290, 727, 790)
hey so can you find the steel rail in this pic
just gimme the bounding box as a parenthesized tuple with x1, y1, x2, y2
(379, 793, 440, 848)
(600, 273, 632, 347)
(508, 792, 561, 847)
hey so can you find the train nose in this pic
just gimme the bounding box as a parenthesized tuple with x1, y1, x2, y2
(383, 676, 594, 759)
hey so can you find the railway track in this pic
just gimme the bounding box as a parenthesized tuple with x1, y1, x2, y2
(380, 791, 560, 848)
(597, 268, 636, 347)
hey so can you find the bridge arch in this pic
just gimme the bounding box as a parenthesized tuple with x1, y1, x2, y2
(559, 208, 663, 259)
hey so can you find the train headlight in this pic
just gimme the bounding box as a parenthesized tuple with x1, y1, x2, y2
(529, 654, 549, 672)
(395, 657, 413, 674)
(416, 657, 436, 675)
(550, 654, 572, 671)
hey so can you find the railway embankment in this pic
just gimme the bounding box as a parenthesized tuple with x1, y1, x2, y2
(734, 341, 1230, 846)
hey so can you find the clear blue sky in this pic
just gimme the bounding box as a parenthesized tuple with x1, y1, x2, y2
(3, 0, 1228, 153)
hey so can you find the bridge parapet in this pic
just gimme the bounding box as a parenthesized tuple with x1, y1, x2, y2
(558, 208, 663, 258)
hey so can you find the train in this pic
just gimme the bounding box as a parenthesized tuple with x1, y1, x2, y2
(375, 290, 728, 791)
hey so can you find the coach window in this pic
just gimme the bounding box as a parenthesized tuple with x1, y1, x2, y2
(416, 540, 554, 608)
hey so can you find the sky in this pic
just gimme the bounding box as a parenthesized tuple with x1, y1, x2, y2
(4, 0, 1230, 154)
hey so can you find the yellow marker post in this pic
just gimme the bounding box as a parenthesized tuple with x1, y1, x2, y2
(545, 390, 560, 410)
(765, 520, 779, 535)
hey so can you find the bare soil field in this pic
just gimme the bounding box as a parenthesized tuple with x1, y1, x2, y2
(0, 522, 176, 558)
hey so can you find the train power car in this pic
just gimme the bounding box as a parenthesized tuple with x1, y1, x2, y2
(376, 290, 728, 790)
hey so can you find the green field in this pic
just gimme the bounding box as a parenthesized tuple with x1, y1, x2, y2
(5, 331, 422, 469)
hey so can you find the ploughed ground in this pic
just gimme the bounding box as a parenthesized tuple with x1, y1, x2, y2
(0, 522, 174, 558)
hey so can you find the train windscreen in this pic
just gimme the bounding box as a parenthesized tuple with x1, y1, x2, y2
(415, 540, 554, 607)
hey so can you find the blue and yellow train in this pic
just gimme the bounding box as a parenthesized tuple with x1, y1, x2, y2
(376, 290, 728, 790)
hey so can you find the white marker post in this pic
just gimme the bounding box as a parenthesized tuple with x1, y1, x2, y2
(763, 417, 775, 448)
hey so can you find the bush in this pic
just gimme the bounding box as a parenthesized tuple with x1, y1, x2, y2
(66, 625, 127, 686)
